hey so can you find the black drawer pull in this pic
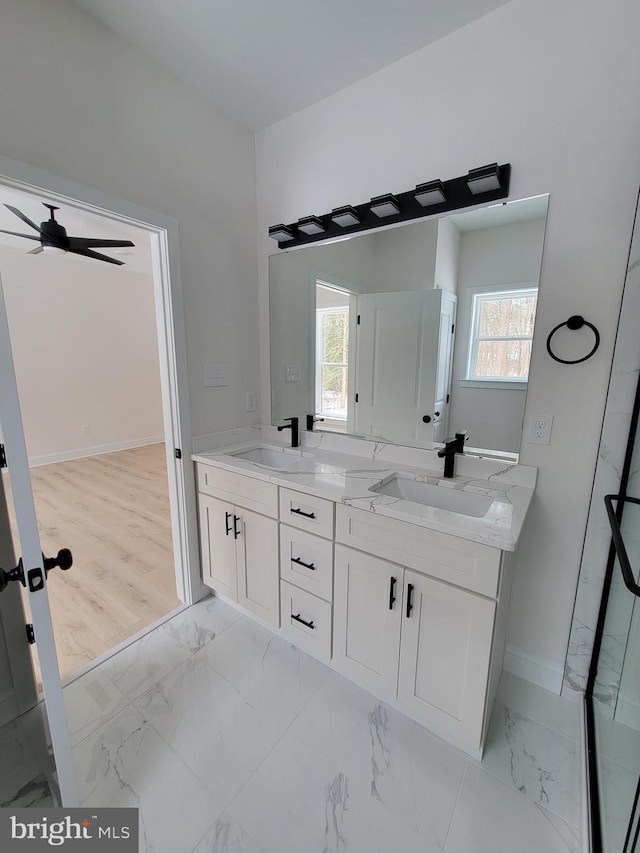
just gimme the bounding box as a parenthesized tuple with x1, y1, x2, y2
(292, 613, 315, 630)
(233, 515, 241, 539)
(290, 507, 316, 520)
(291, 556, 316, 571)
(389, 576, 396, 610)
(406, 583, 414, 618)
(225, 511, 232, 536)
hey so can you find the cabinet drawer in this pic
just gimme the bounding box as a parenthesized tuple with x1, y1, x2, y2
(335, 504, 501, 598)
(279, 488, 334, 539)
(197, 464, 278, 518)
(280, 525, 333, 602)
(280, 581, 332, 662)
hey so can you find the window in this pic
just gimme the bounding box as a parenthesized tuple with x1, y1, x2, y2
(316, 305, 349, 419)
(466, 287, 537, 382)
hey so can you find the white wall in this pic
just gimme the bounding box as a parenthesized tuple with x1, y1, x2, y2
(0, 0, 259, 441)
(0, 245, 163, 463)
(256, 0, 640, 680)
(448, 217, 547, 453)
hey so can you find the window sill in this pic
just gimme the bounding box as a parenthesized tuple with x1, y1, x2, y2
(458, 379, 528, 391)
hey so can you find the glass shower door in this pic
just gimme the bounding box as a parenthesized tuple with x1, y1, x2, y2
(590, 409, 640, 851)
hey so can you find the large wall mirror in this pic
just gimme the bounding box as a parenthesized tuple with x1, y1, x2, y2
(269, 194, 549, 459)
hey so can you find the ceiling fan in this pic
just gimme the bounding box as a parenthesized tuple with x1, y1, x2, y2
(0, 202, 135, 265)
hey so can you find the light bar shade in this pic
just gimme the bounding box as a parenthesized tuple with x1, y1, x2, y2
(268, 163, 510, 248)
(467, 163, 502, 195)
(330, 205, 360, 227)
(415, 180, 446, 207)
(268, 224, 294, 242)
(370, 194, 400, 218)
(297, 216, 325, 236)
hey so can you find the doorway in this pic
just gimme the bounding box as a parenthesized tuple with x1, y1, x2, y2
(0, 159, 200, 690)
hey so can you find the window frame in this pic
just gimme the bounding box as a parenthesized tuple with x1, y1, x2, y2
(315, 303, 350, 421)
(465, 284, 538, 384)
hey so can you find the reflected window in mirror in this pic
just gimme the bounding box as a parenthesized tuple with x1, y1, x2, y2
(466, 286, 538, 383)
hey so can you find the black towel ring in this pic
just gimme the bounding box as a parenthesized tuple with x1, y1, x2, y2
(546, 315, 600, 364)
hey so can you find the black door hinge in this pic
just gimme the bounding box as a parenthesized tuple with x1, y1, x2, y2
(26, 623, 35, 645)
(0, 444, 6, 469)
(357, 315, 361, 325)
(175, 448, 182, 459)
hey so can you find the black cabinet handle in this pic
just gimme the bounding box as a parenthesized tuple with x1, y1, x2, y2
(225, 511, 232, 536)
(389, 576, 396, 610)
(233, 515, 241, 539)
(290, 507, 316, 520)
(291, 556, 316, 571)
(406, 583, 414, 618)
(292, 613, 315, 630)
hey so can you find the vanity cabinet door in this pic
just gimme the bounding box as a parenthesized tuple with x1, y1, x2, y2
(397, 569, 495, 749)
(333, 545, 402, 700)
(236, 508, 279, 627)
(199, 494, 238, 601)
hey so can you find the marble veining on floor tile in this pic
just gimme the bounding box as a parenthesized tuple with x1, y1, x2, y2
(191, 811, 267, 853)
(63, 667, 129, 746)
(481, 703, 580, 828)
(161, 596, 241, 655)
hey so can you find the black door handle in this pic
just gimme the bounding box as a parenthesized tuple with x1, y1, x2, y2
(406, 583, 414, 618)
(290, 507, 316, 520)
(233, 515, 241, 539)
(225, 511, 232, 536)
(291, 557, 316, 571)
(389, 576, 396, 610)
(422, 415, 431, 423)
(43, 549, 73, 575)
(292, 613, 315, 630)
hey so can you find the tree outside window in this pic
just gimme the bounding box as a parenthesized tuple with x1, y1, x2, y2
(467, 287, 537, 381)
(316, 306, 349, 419)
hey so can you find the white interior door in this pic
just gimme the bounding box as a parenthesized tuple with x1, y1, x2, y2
(355, 290, 443, 443)
(0, 273, 78, 805)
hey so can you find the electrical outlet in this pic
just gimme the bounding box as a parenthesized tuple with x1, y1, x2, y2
(203, 364, 229, 387)
(246, 391, 257, 412)
(82, 424, 91, 436)
(527, 414, 553, 445)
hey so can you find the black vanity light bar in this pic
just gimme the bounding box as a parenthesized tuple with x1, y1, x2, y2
(268, 162, 511, 248)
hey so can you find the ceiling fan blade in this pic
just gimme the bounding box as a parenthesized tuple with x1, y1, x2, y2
(0, 228, 41, 242)
(68, 237, 135, 250)
(4, 204, 46, 235)
(27, 246, 44, 255)
(69, 247, 125, 266)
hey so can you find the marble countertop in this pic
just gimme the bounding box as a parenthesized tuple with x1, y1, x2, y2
(191, 432, 536, 551)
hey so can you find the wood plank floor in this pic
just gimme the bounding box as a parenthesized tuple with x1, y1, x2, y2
(8, 444, 180, 682)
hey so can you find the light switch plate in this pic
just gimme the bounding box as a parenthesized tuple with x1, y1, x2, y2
(286, 364, 301, 382)
(204, 364, 229, 387)
(246, 391, 257, 412)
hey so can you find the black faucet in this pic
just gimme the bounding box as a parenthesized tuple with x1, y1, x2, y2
(306, 414, 325, 431)
(277, 416, 299, 447)
(437, 430, 468, 478)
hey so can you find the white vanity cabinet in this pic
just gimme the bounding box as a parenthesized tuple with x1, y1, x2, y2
(333, 504, 512, 753)
(197, 465, 280, 627)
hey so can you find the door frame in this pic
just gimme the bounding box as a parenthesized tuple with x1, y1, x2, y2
(0, 152, 204, 614)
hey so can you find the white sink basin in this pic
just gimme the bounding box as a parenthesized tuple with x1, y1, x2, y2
(370, 476, 493, 518)
(225, 445, 308, 470)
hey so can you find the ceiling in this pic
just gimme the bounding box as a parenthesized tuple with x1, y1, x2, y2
(0, 185, 152, 275)
(70, 0, 510, 131)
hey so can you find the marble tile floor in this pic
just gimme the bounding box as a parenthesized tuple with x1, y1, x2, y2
(65, 595, 583, 853)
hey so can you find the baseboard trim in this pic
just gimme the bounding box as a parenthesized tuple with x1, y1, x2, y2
(28, 435, 165, 467)
(503, 644, 564, 694)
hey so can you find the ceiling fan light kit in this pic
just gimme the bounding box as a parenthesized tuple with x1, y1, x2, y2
(0, 202, 135, 265)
